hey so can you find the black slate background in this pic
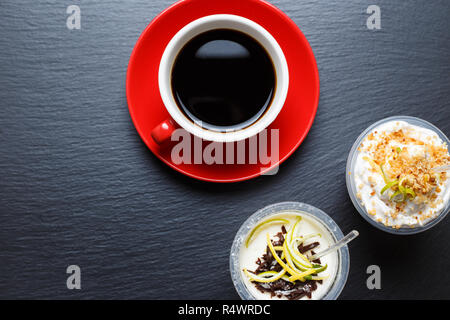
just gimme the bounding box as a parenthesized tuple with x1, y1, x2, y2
(0, 0, 449, 299)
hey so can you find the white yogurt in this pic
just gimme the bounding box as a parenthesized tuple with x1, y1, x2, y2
(354, 120, 450, 228)
(239, 212, 338, 300)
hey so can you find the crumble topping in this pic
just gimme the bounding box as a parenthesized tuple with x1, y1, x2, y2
(354, 121, 449, 228)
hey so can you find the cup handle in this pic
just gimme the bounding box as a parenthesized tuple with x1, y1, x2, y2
(151, 118, 177, 144)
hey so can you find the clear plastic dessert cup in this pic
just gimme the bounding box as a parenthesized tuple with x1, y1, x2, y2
(346, 116, 450, 235)
(230, 202, 350, 300)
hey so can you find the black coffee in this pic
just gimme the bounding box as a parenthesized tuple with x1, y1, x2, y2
(171, 29, 275, 130)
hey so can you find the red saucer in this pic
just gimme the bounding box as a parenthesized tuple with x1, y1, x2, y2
(126, 0, 319, 182)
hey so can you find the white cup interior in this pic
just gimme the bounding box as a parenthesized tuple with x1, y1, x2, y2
(158, 14, 289, 143)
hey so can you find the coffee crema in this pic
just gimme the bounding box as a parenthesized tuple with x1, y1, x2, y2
(171, 29, 276, 131)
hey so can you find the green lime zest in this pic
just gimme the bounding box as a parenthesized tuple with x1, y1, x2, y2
(243, 269, 286, 283)
(258, 271, 295, 283)
(304, 264, 328, 280)
(381, 180, 399, 195)
(312, 264, 328, 273)
(382, 177, 416, 203)
(396, 147, 402, 154)
(379, 164, 391, 183)
(304, 275, 329, 281)
(398, 177, 406, 194)
(245, 218, 289, 247)
(398, 178, 416, 201)
(285, 218, 313, 269)
(404, 187, 416, 199)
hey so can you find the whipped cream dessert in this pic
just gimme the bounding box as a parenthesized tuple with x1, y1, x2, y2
(239, 212, 338, 300)
(353, 120, 449, 229)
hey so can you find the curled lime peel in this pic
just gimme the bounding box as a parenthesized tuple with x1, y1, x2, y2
(381, 180, 398, 195)
(380, 164, 391, 184)
(243, 269, 286, 283)
(283, 241, 305, 276)
(245, 218, 289, 247)
(305, 275, 329, 281)
(404, 187, 416, 199)
(266, 233, 298, 277)
(285, 219, 312, 268)
(288, 268, 317, 282)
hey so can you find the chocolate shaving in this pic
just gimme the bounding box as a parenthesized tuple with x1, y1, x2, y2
(298, 242, 321, 264)
(298, 241, 320, 253)
(249, 227, 324, 300)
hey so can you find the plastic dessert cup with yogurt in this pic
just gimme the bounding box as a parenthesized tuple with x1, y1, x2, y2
(230, 202, 349, 300)
(347, 116, 450, 234)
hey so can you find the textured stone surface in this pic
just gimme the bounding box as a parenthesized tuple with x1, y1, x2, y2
(0, 0, 449, 299)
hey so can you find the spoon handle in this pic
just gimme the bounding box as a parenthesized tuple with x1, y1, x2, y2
(309, 230, 359, 261)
